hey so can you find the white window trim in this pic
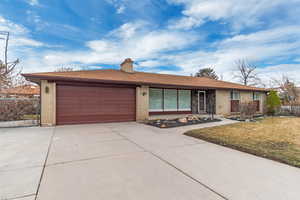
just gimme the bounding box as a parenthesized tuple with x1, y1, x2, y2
(163, 109, 179, 111)
(149, 109, 164, 112)
(178, 108, 192, 111)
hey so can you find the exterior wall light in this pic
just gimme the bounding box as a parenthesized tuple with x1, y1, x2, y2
(45, 86, 49, 94)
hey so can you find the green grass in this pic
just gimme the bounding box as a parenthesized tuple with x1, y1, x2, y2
(184, 117, 300, 168)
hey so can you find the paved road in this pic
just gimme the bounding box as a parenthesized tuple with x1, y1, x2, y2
(1, 119, 300, 200)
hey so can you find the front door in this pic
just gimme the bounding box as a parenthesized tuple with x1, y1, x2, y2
(198, 91, 206, 113)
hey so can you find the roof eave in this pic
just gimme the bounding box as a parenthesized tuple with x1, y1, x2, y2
(22, 74, 268, 92)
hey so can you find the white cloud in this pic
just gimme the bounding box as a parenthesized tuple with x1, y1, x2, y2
(109, 21, 147, 39)
(214, 26, 300, 71)
(220, 26, 300, 46)
(258, 64, 300, 85)
(169, 17, 204, 30)
(39, 21, 200, 67)
(105, 0, 126, 14)
(168, 0, 300, 30)
(150, 25, 300, 85)
(0, 16, 44, 62)
(27, 0, 39, 6)
(11, 38, 44, 47)
(16, 20, 202, 74)
(85, 65, 102, 69)
(138, 60, 163, 68)
(117, 5, 126, 14)
(26, 10, 43, 28)
(9, 17, 299, 85)
(19, 21, 300, 86)
(0, 16, 28, 35)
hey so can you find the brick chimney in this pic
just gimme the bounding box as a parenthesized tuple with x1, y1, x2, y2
(120, 58, 134, 73)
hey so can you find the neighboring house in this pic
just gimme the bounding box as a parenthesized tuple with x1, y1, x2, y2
(0, 85, 40, 98)
(272, 87, 300, 105)
(23, 58, 267, 126)
(295, 87, 300, 104)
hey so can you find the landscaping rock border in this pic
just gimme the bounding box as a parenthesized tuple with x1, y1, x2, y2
(146, 116, 222, 128)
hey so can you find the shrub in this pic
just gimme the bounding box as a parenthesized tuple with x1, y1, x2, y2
(239, 101, 257, 120)
(266, 90, 281, 115)
(0, 98, 40, 121)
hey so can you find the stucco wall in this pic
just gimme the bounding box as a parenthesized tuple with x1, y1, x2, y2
(136, 85, 149, 121)
(216, 89, 267, 115)
(215, 89, 231, 115)
(260, 92, 267, 113)
(41, 80, 56, 126)
(241, 91, 267, 113)
(240, 91, 252, 102)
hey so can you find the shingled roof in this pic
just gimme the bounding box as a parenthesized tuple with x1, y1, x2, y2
(23, 69, 267, 92)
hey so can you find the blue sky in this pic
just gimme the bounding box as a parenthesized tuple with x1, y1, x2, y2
(0, 0, 300, 85)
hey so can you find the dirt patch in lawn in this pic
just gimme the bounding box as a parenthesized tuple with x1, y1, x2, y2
(184, 117, 300, 168)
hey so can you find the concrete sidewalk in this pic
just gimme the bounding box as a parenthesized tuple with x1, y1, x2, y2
(0, 120, 39, 128)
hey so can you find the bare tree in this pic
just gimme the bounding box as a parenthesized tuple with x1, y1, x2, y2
(0, 60, 20, 87)
(271, 75, 299, 105)
(0, 31, 20, 89)
(234, 59, 260, 86)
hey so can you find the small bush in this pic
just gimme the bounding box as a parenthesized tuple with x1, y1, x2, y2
(0, 98, 40, 121)
(239, 101, 257, 120)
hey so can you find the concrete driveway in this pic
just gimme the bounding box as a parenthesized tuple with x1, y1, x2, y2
(0, 127, 54, 200)
(1, 120, 300, 200)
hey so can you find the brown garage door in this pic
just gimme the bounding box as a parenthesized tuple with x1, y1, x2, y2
(56, 84, 136, 125)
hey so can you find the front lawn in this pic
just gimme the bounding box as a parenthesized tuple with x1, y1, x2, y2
(184, 117, 300, 168)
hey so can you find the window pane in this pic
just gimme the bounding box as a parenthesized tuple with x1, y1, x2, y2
(178, 90, 191, 110)
(231, 91, 240, 100)
(164, 89, 178, 111)
(149, 88, 163, 111)
(236, 92, 240, 100)
(253, 92, 260, 100)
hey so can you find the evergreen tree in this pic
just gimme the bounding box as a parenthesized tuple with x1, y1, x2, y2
(266, 90, 281, 115)
(195, 68, 219, 79)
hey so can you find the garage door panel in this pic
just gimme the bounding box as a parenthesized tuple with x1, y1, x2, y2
(56, 85, 136, 125)
(58, 114, 135, 125)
